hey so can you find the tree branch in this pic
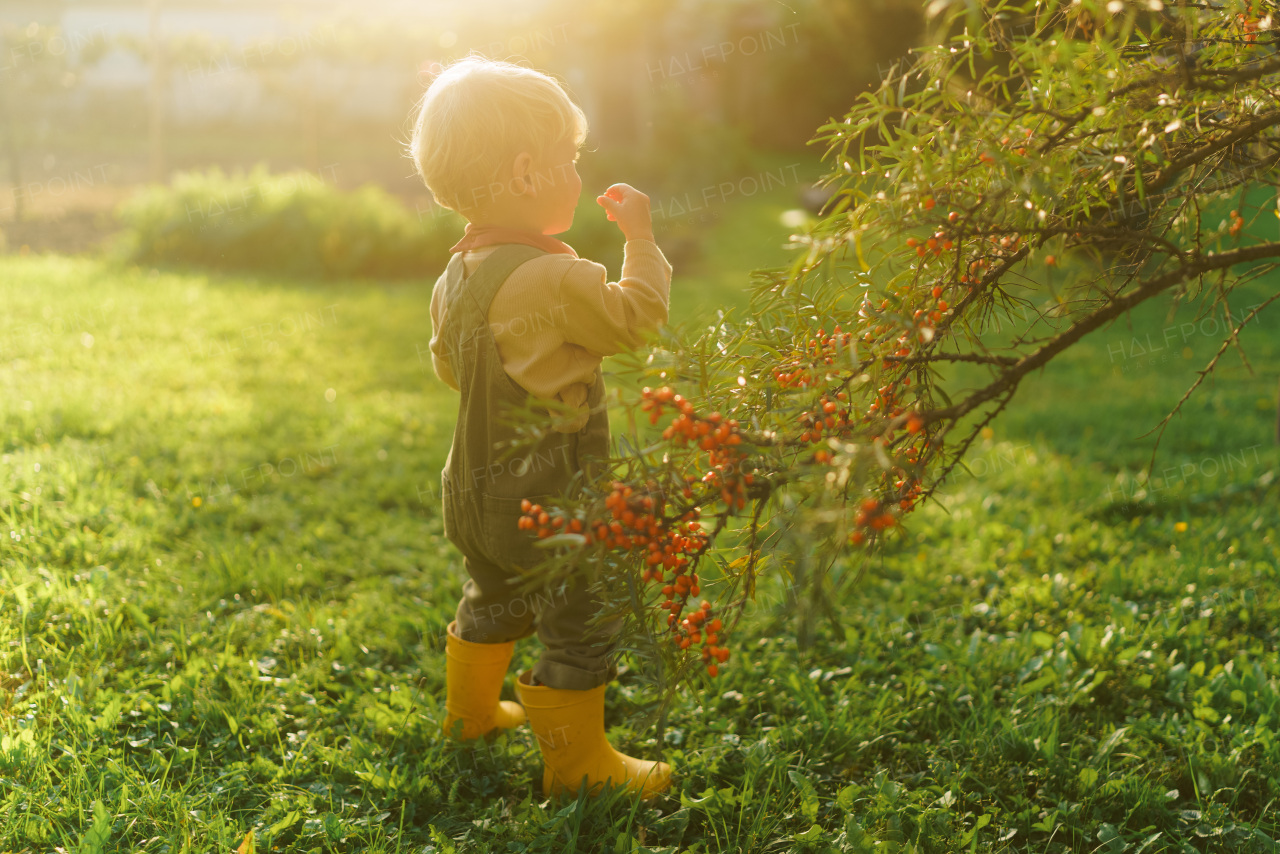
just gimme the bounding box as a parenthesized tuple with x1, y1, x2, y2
(924, 241, 1280, 424)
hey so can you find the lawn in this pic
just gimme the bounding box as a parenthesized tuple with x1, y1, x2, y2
(1, 226, 1277, 853)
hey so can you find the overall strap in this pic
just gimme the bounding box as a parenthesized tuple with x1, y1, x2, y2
(439, 244, 549, 340)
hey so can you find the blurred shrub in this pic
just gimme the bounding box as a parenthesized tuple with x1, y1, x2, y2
(115, 165, 464, 279)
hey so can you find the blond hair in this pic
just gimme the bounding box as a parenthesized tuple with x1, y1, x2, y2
(407, 55, 588, 214)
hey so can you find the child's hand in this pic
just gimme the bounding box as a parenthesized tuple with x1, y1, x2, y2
(595, 183, 655, 242)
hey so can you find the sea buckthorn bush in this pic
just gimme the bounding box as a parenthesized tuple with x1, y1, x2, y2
(503, 0, 1280, 704)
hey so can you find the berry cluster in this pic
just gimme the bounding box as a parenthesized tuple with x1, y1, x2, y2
(905, 231, 954, 259)
(516, 503, 583, 538)
(860, 289, 951, 365)
(809, 326, 854, 363)
(885, 437, 925, 513)
(917, 287, 949, 322)
(1229, 210, 1244, 238)
(518, 484, 706, 560)
(517, 470, 733, 676)
(772, 325, 861, 388)
(643, 387, 753, 511)
(676, 599, 730, 676)
(772, 366, 814, 389)
(848, 496, 899, 545)
(601, 481, 707, 576)
(639, 384, 677, 424)
(1239, 12, 1260, 43)
(798, 391, 852, 449)
(867, 376, 911, 419)
(893, 473, 925, 512)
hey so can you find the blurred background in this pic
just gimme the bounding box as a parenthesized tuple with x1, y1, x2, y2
(0, 0, 925, 302)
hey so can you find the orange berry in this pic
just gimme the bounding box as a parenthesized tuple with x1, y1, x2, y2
(707, 664, 719, 676)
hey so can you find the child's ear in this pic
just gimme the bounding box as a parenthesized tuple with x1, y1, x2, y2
(511, 151, 535, 197)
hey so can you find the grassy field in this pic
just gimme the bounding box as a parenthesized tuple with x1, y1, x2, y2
(1, 211, 1278, 854)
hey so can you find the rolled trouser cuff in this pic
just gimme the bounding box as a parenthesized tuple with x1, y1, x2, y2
(532, 654, 619, 691)
(454, 604, 538, 645)
(454, 572, 539, 643)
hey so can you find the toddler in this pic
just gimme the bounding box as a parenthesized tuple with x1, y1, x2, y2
(408, 55, 674, 800)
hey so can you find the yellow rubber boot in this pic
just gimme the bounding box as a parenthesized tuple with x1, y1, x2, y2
(514, 669, 672, 800)
(442, 620, 526, 741)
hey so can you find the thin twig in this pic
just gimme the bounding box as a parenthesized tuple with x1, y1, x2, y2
(1137, 289, 1280, 474)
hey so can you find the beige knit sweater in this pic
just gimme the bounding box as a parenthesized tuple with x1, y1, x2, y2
(429, 238, 673, 432)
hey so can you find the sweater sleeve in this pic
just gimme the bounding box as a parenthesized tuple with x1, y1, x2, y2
(556, 238, 672, 356)
(428, 279, 460, 391)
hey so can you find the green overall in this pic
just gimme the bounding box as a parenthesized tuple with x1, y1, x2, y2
(435, 243, 620, 691)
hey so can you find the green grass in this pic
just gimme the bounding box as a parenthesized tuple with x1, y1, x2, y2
(1, 239, 1277, 854)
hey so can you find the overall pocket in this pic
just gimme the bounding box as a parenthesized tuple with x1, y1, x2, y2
(481, 492, 559, 572)
(441, 468, 485, 555)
